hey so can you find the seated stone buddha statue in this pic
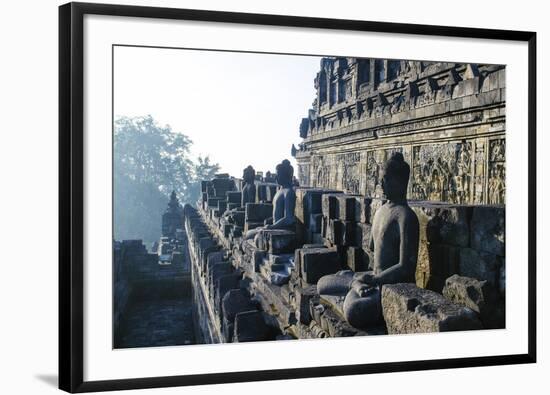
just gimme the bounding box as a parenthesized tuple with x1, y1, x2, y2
(244, 159, 296, 242)
(241, 165, 257, 207)
(317, 152, 420, 328)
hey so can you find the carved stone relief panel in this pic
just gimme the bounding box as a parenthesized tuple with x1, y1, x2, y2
(336, 152, 361, 194)
(411, 141, 472, 203)
(298, 163, 310, 187)
(488, 138, 505, 205)
(312, 155, 330, 189)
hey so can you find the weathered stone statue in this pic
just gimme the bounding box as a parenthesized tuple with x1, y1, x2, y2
(318, 152, 419, 328)
(241, 165, 257, 207)
(161, 190, 183, 239)
(244, 159, 296, 241)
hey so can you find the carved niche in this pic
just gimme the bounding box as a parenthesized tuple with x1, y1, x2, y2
(488, 138, 505, 205)
(411, 141, 472, 203)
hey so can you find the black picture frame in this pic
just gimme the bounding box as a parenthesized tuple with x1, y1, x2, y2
(59, 2, 537, 393)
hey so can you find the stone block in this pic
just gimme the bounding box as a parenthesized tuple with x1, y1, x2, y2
(200, 245, 221, 272)
(459, 248, 502, 287)
(428, 206, 472, 247)
(300, 248, 342, 284)
(339, 222, 354, 247)
(227, 202, 240, 211)
(198, 237, 216, 254)
(442, 274, 505, 329)
(381, 283, 482, 334)
(455, 78, 480, 98)
(215, 272, 242, 310)
(212, 177, 236, 197)
(217, 200, 227, 213)
(206, 251, 225, 272)
(354, 196, 372, 223)
(245, 203, 273, 223)
(470, 206, 505, 256)
(209, 263, 233, 293)
(295, 188, 313, 225)
(207, 197, 223, 208)
(309, 213, 323, 233)
(234, 311, 271, 342)
(322, 193, 342, 219)
(226, 191, 242, 204)
(230, 211, 245, 227)
(337, 195, 358, 221)
(260, 229, 296, 254)
(416, 243, 461, 292)
(481, 71, 499, 92)
(326, 220, 355, 246)
(296, 189, 338, 226)
(412, 204, 471, 247)
(222, 289, 257, 324)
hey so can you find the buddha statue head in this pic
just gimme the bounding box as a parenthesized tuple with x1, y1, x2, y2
(242, 165, 256, 185)
(381, 152, 410, 202)
(275, 159, 294, 188)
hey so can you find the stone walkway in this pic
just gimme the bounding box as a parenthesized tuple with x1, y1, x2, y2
(117, 299, 196, 348)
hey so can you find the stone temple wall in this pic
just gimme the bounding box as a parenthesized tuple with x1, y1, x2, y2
(185, 174, 504, 344)
(294, 58, 505, 205)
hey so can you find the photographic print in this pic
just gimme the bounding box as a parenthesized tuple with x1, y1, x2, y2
(112, 47, 506, 348)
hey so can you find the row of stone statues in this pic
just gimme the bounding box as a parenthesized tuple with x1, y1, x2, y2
(239, 153, 419, 329)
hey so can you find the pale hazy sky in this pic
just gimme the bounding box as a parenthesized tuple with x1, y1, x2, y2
(114, 46, 322, 177)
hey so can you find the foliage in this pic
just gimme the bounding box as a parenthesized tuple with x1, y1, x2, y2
(113, 115, 219, 245)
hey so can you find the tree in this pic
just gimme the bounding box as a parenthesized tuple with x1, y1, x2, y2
(114, 115, 219, 246)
